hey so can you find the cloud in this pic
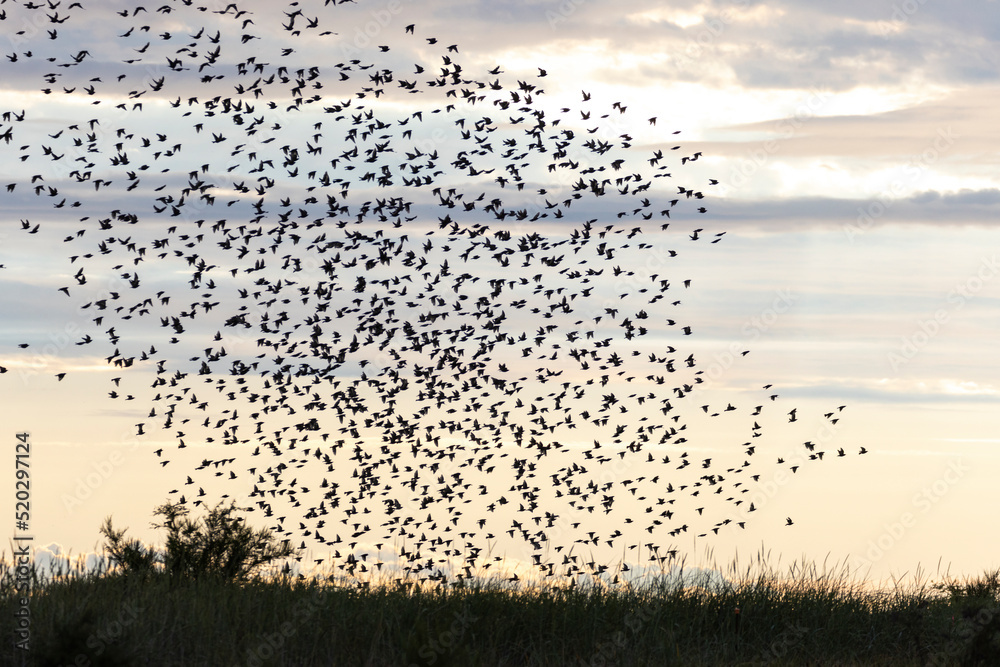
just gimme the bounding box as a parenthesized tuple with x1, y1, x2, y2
(28, 542, 109, 578)
(781, 377, 1000, 405)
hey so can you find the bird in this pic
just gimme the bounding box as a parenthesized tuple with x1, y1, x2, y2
(0, 1, 852, 588)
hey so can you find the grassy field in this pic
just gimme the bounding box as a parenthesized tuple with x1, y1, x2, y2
(2, 549, 1000, 666)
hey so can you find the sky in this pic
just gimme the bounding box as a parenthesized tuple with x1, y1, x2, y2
(1, 0, 999, 588)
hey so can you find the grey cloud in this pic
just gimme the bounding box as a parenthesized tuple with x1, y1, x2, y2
(782, 382, 1000, 405)
(700, 190, 1000, 230)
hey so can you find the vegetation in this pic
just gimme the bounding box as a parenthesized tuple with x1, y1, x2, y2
(2, 505, 999, 665)
(100, 500, 299, 583)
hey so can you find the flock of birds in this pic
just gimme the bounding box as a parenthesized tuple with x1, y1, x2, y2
(1, 0, 862, 584)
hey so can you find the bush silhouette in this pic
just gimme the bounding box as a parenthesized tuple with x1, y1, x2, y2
(100, 517, 160, 582)
(100, 500, 299, 582)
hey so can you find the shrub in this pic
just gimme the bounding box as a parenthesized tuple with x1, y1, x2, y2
(100, 500, 300, 583)
(100, 516, 160, 580)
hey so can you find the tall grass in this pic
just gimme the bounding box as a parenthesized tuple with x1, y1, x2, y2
(3, 546, 999, 666)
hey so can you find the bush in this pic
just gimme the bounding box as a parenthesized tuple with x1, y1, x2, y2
(100, 516, 160, 581)
(100, 500, 299, 583)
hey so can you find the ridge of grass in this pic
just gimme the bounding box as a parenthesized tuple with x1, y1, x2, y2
(3, 547, 999, 666)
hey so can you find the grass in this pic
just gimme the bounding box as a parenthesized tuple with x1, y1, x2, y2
(2, 548, 1000, 666)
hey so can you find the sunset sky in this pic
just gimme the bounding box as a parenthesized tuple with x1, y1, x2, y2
(1, 0, 998, 586)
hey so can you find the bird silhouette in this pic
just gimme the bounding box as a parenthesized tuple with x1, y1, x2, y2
(0, 0, 855, 587)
